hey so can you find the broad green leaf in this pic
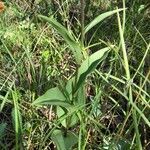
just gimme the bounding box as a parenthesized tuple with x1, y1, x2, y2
(51, 129, 78, 150)
(51, 129, 66, 150)
(32, 87, 71, 108)
(57, 106, 79, 128)
(38, 15, 83, 64)
(57, 106, 67, 127)
(77, 86, 86, 105)
(63, 131, 78, 150)
(84, 8, 125, 33)
(65, 77, 76, 100)
(75, 47, 110, 91)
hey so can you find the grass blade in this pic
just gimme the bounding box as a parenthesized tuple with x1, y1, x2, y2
(12, 90, 23, 150)
(117, 7, 142, 149)
(84, 8, 125, 34)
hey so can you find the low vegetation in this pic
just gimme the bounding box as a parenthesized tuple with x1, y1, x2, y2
(0, 0, 150, 149)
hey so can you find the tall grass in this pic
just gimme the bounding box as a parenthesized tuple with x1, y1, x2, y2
(117, 6, 142, 149)
(0, 0, 150, 149)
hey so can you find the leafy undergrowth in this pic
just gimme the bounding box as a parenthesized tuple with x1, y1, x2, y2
(0, 0, 150, 150)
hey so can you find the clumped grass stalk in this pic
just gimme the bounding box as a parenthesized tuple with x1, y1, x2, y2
(12, 88, 23, 150)
(117, 7, 142, 150)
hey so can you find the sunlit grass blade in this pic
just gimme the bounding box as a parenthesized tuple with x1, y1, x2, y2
(1, 39, 17, 65)
(84, 8, 125, 34)
(0, 81, 14, 111)
(117, 8, 142, 150)
(132, 44, 150, 80)
(12, 90, 23, 150)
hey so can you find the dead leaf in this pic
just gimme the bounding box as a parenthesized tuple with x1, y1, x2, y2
(0, 2, 5, 13)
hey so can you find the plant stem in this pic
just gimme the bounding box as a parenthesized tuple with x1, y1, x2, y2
(80, 0, 85, 46)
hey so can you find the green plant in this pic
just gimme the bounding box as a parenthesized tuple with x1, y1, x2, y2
(32, 8, 124, 149)
(1, 1, 150, 149)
